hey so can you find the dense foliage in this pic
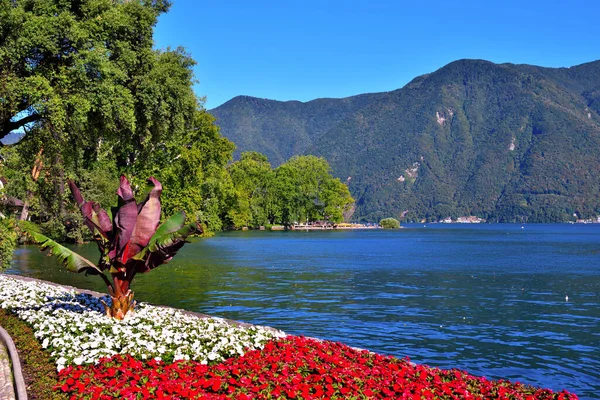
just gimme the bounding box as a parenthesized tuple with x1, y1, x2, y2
(1, 0, 178, 161)
(211, 59, 600, 223)
(380, 217, 400, 229)
(0, 0, 350, 238)
(227, 153, 354, 228)
(1, 0, 210, 191)
(0, 217, 16, 269)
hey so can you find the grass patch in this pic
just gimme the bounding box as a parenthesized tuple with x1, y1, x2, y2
(0, 308, 67, 400)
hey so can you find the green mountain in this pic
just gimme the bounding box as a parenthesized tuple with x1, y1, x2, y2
(210, 93, 384, 166)
(210, 59, 600, 222)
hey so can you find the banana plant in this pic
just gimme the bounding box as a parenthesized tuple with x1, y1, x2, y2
(29, 176, 201, 319)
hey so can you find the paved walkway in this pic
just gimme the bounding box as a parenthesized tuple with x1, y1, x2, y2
(0, 339, 16, 400)
(0, 323, 26, 399)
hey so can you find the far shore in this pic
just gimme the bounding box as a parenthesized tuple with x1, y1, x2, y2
(236, 223, 382, 231)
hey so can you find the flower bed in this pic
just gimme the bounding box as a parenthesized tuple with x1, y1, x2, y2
(0, 276, 285, 370)
(0, 276, 579, 399)
(57, 336, 578, 399)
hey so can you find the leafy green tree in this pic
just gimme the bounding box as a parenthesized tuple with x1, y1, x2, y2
(155, 111, 236, 232)
(274, 155, 354, 226)
(1, 0, 235, 235)
(380, 218, 400, 229)
(0, 217, 16, 270)
(228, 152, 276, 228)
(197, 164, 236, 232)
(273, 160, 302, 226)
(322, 178, 354, 223)
(0, 152, 19, 268)
(1, 0, 169, 149)
(0, 146, 29, 207)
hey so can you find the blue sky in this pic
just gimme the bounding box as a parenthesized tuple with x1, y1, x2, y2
(154, 0, 600, 110)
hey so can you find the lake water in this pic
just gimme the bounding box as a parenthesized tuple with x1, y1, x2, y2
(7, 224, 600, 398)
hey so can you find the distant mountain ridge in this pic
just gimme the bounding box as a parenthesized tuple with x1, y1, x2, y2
(210, 92, 385, 166)
(210, 59, 600, 222)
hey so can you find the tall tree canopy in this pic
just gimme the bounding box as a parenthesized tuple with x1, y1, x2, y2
(274, 155, 353, 226)
(227, 154, 354, 228)
(0, 0, 206, 174)
(1, 0, 164, 146)
(227, 151, 276, 228)
(0, 0, 237, 238)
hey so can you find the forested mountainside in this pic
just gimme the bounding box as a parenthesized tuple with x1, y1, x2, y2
(211, 59, 600, 222)
(210, 92, 385, 166)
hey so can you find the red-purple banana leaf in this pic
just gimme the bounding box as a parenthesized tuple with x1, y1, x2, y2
(112, 175, 138, 266)
(68, 180, 113, 269)
(68, 180, 113, 240)
(65, 176, 200, 275)
(124, 177, 162, 262)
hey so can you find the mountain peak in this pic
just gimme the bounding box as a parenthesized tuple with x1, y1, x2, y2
(211, 59, 600, 222)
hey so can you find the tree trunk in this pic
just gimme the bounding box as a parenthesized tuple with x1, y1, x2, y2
(54, 155, 66, 219)
(106, 290, 136, 320)
(18, 202, 29, 221)
(101, 273, 137, 320)
(19, 148, 44, 221)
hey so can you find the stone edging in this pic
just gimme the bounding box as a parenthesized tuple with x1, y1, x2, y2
(0, 324, 27, 400)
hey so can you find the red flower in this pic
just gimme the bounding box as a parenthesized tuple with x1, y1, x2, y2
(56, 336, 579, 400)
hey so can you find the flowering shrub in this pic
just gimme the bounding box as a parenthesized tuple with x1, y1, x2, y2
(57, 336, 578, 399)
(0, 276, 285, 370)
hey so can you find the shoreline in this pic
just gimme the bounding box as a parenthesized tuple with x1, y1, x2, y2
(0, 274, 582, 399)
(290, 223, 379, 230)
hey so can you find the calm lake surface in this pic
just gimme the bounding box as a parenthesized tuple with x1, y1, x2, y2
(7, 224, 600, 398)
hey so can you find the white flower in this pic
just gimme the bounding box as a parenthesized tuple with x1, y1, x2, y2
(0, 276, 286, 370)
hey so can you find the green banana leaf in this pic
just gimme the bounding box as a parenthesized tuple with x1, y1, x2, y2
(29, 232, 104, 275)
(146, 222, 199, 253)
(132, 221, 200, 272)
(148, 211, 187, 243)
(131, 214, 193, 262)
